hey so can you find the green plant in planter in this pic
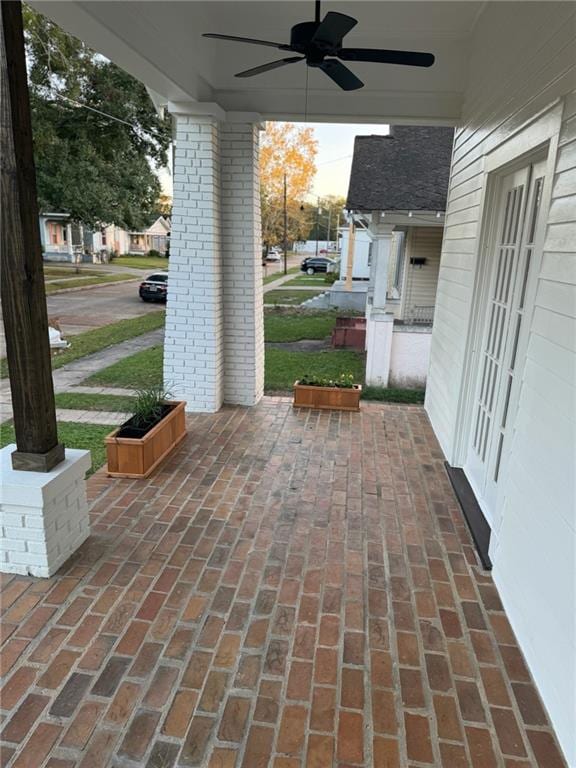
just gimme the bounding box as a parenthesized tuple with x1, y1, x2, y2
(132, 385, 173, 427)
(299, 372, 356, 389)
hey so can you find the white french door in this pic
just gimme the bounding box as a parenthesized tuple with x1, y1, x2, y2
(465, 158, 546, 527)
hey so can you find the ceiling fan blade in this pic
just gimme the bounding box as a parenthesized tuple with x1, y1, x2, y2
(235, 57, 304, 79)
(320, 59, 363, 91)
(311, 11, 358, 49)
(338, 48, 435, 67)
(203, 33, 291, 51)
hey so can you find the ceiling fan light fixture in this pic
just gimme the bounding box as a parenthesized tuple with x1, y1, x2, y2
(202, 0, 435, 92)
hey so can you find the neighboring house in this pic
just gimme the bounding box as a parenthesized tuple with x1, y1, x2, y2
(313, 127, 454, 388)
(127, 216, 170, 255)
(337, 126, 454, 324)
(39, 213, 80, 263)
(39, 214, 170, 262)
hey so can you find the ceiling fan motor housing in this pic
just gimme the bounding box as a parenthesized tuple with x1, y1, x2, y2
(291, 22, 320, 48)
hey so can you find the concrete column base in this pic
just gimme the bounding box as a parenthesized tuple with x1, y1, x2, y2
(0, 445, 91, 577)
(366, 311, 394, 387)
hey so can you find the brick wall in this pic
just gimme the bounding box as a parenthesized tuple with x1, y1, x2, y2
(0, 447, 91, 577)
(221, 123, 264, 406)
(165, 115, 264, 412)
(164, 116, 224, 413)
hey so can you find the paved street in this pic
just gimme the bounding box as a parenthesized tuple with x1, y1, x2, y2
(46, 280, 163, 336)
(2, 254, 305, 348)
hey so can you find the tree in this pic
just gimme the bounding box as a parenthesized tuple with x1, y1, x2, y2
(260, 122, 318, 248)
(23, 5, 171, 230)
(304, 195, 347, 242)
(157, 193, 173, 218)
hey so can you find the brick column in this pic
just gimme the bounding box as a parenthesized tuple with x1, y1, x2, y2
(164, 114, 224, 412)
(220, 122, 264, 406)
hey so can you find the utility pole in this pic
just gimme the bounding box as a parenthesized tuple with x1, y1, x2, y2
(283, 172, 288, 275)
(315, 200, 321, 256)
(327, 205, 332, 251)
(1, 0, 64, 471)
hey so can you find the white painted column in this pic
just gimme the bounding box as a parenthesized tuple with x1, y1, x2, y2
(66, 222, 74, 259)
(220, 122, 264, 406)
(371, 222, 395, 310)
(365, 222, 395, 386)
(164, 113, 224, 412)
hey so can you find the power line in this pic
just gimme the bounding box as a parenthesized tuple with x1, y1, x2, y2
(49, 90, 167, 144)
(317, 153, 352, 166)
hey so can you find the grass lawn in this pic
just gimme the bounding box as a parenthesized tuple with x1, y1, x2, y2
(86, 343, 364, 394)
(0, 422, 111, 476)
(262, 266, 300, 285)
(283, 274, 329, 286)
(264, 310, 338, 342)
(0, 311, 165, 379)
(362, 386, 425, 404)
(45, 273, 135, 294)
(44, 267, 103, 278)
(86, 345, 163, 389)
(112, 255, 169, 270)
(54, 393, 135, 412)
(82, 318, 425, 404)
(264, 289, 324, 306)
(265, 348, 365, 391)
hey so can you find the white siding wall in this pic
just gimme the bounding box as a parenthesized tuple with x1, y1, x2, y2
(400, 227, 443, 321)
(493, 92, 576, 768)
(426, 3, 576, 763)
(389, 328, 431, 388)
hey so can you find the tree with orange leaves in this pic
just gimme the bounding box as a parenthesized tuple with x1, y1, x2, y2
(260, 122, 318, 249)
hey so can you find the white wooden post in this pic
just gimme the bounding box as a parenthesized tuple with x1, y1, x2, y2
(365, 220, 395, 387)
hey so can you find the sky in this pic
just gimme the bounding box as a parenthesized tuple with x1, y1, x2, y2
(160, 121, 389, 200)
(295, 122, 389, 199)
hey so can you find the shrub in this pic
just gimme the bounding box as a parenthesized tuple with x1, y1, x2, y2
(147, 249, 162, 258)
(324, 271, 339, 285)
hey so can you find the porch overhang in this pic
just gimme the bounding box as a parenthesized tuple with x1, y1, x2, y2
(28, 1, 484, 125)
(355, 210, 445, 229)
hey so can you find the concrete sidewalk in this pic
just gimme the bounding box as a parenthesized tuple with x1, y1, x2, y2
(0, 329, 162, 424)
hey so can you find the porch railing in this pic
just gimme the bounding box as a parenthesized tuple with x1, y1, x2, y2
(405, 305, 435, 325)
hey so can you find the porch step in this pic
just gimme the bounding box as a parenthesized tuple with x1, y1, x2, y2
(301, 291, 331, 309)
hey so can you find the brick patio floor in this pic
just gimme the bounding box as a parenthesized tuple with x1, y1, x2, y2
(0, 399, 567, 767)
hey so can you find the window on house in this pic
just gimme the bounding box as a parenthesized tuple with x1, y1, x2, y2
(49, 222, 64, 244)
(101, 228, 107, 246)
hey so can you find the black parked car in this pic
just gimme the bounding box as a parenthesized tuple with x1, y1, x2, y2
(139, 272, 168, 302)
(300, 256, 336, 275)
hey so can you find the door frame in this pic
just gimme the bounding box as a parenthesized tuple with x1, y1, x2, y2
(450, 101, 563, 535)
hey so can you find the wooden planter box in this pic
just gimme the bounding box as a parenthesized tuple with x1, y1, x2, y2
(106, 400, 187, 478)
(293, 382, 362, 411)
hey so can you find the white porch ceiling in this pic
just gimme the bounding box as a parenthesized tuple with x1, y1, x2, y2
(31, 1, 486, 124)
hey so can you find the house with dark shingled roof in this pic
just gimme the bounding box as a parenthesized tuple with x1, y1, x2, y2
(337, 126, 454, 325)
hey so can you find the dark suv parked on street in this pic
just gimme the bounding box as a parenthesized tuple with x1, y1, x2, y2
(300, 256, 336, 275)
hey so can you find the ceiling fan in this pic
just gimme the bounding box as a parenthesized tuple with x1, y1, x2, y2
(203, 0, 434, 91)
